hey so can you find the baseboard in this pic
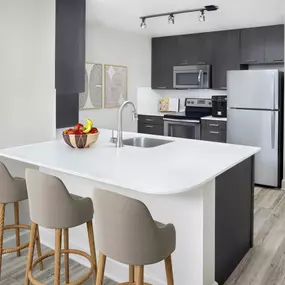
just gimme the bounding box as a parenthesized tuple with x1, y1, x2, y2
(281, 179, 285, 190)
(39, 227, 165, 285)
(2, 230, 29, 258)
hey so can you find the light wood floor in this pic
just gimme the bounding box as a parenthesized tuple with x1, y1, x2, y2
(0, 244, 116, 285)
(1, 188, 285, 285)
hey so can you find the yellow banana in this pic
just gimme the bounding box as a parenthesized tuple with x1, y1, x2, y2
(83, 118, 93, 134)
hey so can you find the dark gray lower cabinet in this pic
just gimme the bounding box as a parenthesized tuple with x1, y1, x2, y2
(138, 115, 164, 135)
(201, 119, 227, 143)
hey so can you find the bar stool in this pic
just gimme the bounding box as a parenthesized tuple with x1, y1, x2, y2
(0, 162, 43, 277)
(94, 189, 176, 285)
(25, 169, 97, 285)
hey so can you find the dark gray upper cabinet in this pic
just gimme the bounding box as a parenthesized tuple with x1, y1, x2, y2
(240, 27, 265, 64)
(264, 25, 284, 63)
(176, 33, 211, 65)
(55, 0, 86, 94)
(211, 30, 240, 90)
(151, 37, 177, 89)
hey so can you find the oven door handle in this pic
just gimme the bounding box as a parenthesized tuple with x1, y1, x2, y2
(163, 118, 200, 124)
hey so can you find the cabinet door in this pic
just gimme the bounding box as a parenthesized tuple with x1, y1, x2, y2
(55, 0, 86, 94)
(176, 33, 211, 65)
(151, 37, 177, 89)
(138, 123, 164, 136)
(264, 25, 284, 64)
(240, 27, 265, 64)
(211, 30, 240, 90)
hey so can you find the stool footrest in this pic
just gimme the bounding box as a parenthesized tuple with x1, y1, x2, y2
(2, 224, 39, 254)
(28, 249, 95, 285)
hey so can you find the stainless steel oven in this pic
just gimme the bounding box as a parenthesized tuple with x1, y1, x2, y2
(163, 98, 212, 140)
(173, 65, 211, 89)
(164, 118, 201, 139)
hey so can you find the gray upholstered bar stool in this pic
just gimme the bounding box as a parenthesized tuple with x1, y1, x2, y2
(94, 189, 176, 285)
(0, 162, 43, 277)
(25, 169, 97, 285)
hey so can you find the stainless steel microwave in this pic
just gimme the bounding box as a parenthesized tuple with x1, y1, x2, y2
(173, 65, 211, 89)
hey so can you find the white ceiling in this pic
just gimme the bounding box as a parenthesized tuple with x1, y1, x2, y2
(87, 0, 284, 37)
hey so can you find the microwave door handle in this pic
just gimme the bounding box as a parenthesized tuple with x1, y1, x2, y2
(201, 71, 204, 88)
(198, 70, 202, 86)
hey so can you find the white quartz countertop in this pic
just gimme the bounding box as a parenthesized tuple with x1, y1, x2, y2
(201, 116, 227, 122)
(0, 129, 259, 195)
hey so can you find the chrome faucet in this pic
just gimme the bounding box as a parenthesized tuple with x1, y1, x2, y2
(116, 101, 138, 148)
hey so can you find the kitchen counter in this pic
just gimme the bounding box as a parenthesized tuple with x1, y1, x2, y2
(0, 130, 259, 285)
(0, 129, 257, 195)
(201, 115, 228, 121)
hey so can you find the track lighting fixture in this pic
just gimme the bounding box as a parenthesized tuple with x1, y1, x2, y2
(199, 10, 206, 22)
(140, 18, 147, 29)
(168, 14, 175, 25)
(139, 5, 218, 28)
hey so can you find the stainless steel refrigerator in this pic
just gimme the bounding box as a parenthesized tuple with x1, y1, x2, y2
(227, 70, 284, 187)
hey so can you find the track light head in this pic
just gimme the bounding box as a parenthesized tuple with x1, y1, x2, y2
(140, 18, 147, 28)
(199, 10, 206, 22)
(168, 14, 175, 24)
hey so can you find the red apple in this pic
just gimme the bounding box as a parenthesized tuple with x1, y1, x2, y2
(66, 129, 75, 135)
(74, 130, 83, 135)
(90, 128, 98, 134)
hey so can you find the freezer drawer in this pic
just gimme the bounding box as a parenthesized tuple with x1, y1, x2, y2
(227, 70, 279, 110)
(227, 108, 280, 187)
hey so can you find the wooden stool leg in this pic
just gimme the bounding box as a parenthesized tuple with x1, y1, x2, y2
(87, 220, 97, 284)
(129, 265, 135, 283)
(54, 229, 62, 285)
(24, 222, 37, 285)
(14, 202, 20, 257)
(64, 228, 69, 284)
(95, 252, 106, 285)
(0, 204, 5, 278)
(135, 266, 144, 285)
(35, 225, 43, 271)
(164, 255, 174, 285)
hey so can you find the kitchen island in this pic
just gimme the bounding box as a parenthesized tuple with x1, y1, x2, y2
(0, 129, 259, 285)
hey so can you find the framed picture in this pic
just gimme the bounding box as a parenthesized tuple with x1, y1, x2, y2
(79, 62, 103, 110)
(104, 64, 128, 108)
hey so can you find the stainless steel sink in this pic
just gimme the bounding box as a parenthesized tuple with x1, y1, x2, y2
(123, 137, 173, 148)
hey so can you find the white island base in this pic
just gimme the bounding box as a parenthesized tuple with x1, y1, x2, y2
(40, 167, 216, 285)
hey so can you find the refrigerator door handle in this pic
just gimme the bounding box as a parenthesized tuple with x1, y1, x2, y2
(271, 111, 276, 149)
(273, 73, 276, 110)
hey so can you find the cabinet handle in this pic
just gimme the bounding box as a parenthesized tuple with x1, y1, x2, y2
(246, 59, 257, 63)
(220, 87, 227, 90)
(145, 125, 154, 128)
(145, 119, 154, 122)
(273, 59, 283, 62)
(157, 86, 167, 89)
(210, 131, 220, 134)
(209, 124, 219, 127)
(197, 62, 206, 65)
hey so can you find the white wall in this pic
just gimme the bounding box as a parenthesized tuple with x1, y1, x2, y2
(80, 23, 151, 132)
(0, 0, 56, 240)
(0, 0, 56, 149)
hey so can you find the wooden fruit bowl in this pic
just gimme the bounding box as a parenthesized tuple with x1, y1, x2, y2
(62, 132, 99, 148)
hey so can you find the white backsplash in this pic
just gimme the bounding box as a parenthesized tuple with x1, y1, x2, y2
(137, 87, 226, 115)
